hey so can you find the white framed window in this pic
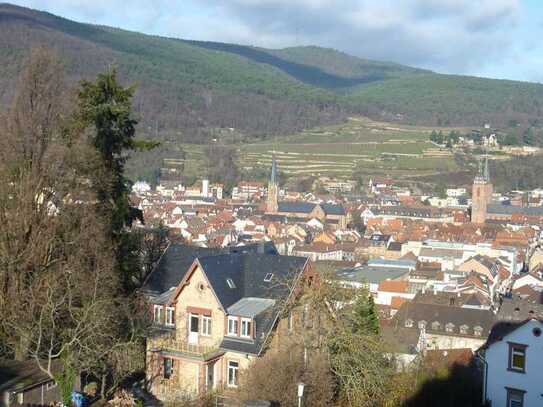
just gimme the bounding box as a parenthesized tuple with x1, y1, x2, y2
(228, 316, 239, 336)
(405, 319, 413, 328)
(165, 307, 175, 327)
(153, 305, 163, 324)
(202, 316, 212, 336)
(508, 343, 527, 373)
(507, 387, 525, 407)
(46, 381, 57, 391)
(241, 318, 252, 338)
(227, 360, 239, 387)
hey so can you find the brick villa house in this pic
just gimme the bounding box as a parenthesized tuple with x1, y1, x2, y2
(142, 243, 311, 401)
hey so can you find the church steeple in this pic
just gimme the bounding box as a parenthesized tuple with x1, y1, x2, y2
(271, 155, 277, 185)
(266, 155, 279, 213)
(472, 155, 493, 224)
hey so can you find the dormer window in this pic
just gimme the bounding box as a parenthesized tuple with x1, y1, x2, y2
(405, 319, 413, 328)
(165, 307, 175, 327)
(241, 318, 252, 338)
(431, 321, 441, 330)
(264, 273, 273, 282)
(474, 326, 483, 336)
(226, 278, 236, 289)
(418, 320, 427, 329)
(460, 324, 468, 335)
(153, 305, 163, 324)
(228, 316, 239, 336)
(445, 323, 455, 333)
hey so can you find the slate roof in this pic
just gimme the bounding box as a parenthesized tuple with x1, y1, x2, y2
(372, 206, 450, 218)
(278, 201, 315, 213)
(320, 203, 346, 216)
(277, 201, 345, 216)
(487, 204, 543, 216)
(392, 302, 495, 338)
(227, 298, 276, 318)
(197, 253, 307, 355)
(333, 266, 409, 285)
(496, 296, 543, 321)
(0, 359, 60, 393)
(368, 258, 416, 270)
(419, 247, 464, 260)
(482, 319, 536, 349)
(388, 241, 403, 252)
(198, 254, 306, 310)
(142, 242, 278, 295)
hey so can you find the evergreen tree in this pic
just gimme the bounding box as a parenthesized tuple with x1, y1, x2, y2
(76, 69, 144, 292)
(352, 292, 380, 335)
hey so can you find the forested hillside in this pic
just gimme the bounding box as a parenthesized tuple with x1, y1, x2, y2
(1, 2, 543, 143)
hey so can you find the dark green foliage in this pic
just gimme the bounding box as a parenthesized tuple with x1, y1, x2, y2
(352, 293, 380, 335)
(77, 69, 141, 234)
(1, 2, 543, 139)
(76, 69, 144, 292)
(491, 156, 543, 191)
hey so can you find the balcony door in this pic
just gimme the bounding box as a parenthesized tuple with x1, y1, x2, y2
(188, 314, 199, 344)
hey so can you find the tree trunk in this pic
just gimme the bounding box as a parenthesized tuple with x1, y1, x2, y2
(101, 373, 107, 400)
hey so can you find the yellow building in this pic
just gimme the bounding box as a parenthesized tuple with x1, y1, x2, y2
(143, 243, 310, 401)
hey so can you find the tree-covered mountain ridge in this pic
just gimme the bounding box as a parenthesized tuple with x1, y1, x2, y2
(1, 2, 542, 139)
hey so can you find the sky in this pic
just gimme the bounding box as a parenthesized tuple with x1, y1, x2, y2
(10, 0, 543, 83)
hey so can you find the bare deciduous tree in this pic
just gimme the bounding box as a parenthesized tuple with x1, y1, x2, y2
(0, 48, 144, 402)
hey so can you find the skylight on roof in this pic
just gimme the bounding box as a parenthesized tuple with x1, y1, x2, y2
(264, 273, 273, 282)
(226, 278, 236, 289)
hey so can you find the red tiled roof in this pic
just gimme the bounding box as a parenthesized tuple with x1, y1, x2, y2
(378, 280, 409, 293)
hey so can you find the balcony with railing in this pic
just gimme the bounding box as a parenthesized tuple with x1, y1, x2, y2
(148, 331, 222, 360)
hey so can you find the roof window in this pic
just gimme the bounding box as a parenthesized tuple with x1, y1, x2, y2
(226, 278, 236, 289)
(264, 273, 273, 282)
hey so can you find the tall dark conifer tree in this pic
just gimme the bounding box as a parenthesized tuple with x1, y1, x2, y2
(76, 69, 144, 292)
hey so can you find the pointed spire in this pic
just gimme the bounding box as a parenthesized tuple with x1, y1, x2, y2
(271, 154, 277, 185)
(483, 155, 490, 182)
